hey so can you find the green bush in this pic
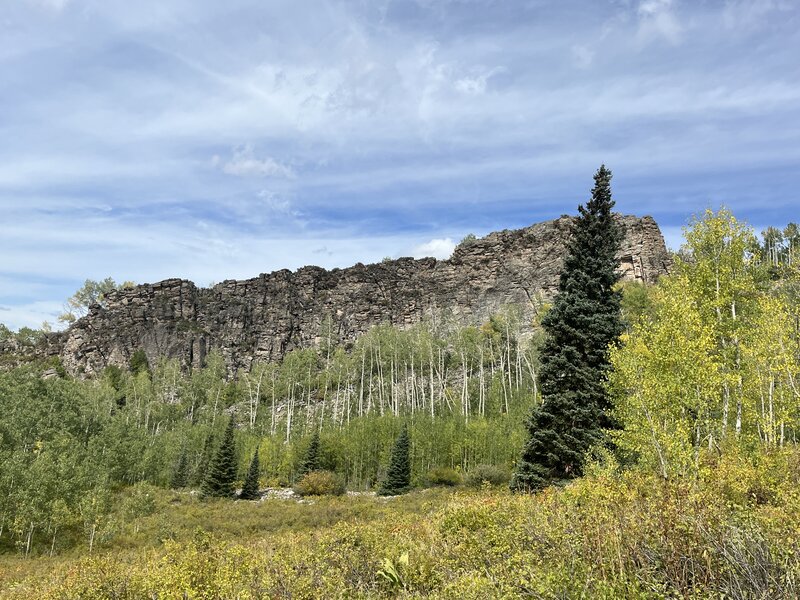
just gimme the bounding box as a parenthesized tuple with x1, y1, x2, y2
(465, 464, 511, 488)
(293, 471, 346, 497)
(425, 467, 462, 487)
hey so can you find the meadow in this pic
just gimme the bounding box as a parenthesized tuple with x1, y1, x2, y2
(2, 447, 799, 599)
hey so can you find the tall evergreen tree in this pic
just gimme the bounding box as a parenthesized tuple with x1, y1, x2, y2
(193, 433, 215, 487)
(511, 165, 624, 492)
(239, 450, 261, 500)
(299, 431, 321, 476)
(170, 447, 189, 489)
(201, 418, 238, 498)
(378, 425, 412, 496)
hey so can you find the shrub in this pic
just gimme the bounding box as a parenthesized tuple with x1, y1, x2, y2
(458, 233, 478, 248)
(425, 467, 462, 487)
(465, 464, 511, 488)
(293, 471, 346, 497)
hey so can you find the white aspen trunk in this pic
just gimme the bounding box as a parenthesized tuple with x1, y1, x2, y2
(368, 349, 374, 415)
(722, 382, 730, 438)
(25, 522, 34, 558)
(376, 345, 385, 414)
(410, 354, 416, 415)
(285, 386, 294, 443)
(390, 358, 396, 416)
(460, 350, 467, 418)
(758, 369, 767, 445)
(212, 387, 221, 428)
(478, 346, 485, 417)
(505, 322, 513, 392)
(429, 345, 435, 418)
(768, 376, 775, 447)
(270, 373, 277, 436)
(333, 379, 341, 426)
(359, 351, 366, 418)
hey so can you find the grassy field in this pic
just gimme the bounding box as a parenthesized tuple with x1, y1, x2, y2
(2, 451, 800, 599)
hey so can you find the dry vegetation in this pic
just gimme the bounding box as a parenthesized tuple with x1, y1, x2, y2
(2, 449, 799, 599)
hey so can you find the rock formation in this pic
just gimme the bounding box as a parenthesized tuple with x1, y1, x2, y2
(41, 214, 672, 376)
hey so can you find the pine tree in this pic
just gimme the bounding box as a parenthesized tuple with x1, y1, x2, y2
(170, 447, 189, 489)
(378, 425, 412, 496)
(511, 165, 624, 492)
(201, 418, 238, 498)
(239, 450, 261, 500)
(193, 433, 215, 487)
(299, 431, 321, 476)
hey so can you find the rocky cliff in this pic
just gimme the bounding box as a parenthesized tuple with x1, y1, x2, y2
(49, 214, 671, 376)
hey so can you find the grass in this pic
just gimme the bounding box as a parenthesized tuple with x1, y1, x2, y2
(2, 451, 800, 598)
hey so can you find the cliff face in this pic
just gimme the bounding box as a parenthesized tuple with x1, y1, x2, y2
(54, 214, 672, 376)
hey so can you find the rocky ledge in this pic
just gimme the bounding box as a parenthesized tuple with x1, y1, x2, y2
(35, 214, 672, 376)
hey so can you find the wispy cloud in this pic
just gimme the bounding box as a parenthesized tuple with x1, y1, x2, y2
(1, 0, 799, 330)
(213, 145, 295, 178)
(636, 0, 684, 44)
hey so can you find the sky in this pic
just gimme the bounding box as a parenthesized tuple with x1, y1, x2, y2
(1, 0, 799, 330)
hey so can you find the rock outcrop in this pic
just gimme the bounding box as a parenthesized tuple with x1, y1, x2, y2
(48, 214, 672, 376)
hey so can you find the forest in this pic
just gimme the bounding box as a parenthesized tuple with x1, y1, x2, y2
(0, 207, 799, 598)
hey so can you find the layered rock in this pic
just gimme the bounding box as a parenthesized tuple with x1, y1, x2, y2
(51, 214, 671, 376)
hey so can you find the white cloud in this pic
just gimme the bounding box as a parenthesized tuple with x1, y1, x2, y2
(637, 0, 683, 44)
(411, 238, 456, 260)
(454, 67, 506, 95)
(213, 145, 295, 179)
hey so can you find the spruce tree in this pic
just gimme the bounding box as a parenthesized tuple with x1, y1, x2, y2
(201, 418, 238, 498)
(299, 431, 321, 476)
(511, 165, 624, 492)
(170, 447, 189, 489)
(239, 450, 261, 500)
(378, 425, 412, 496)
(193, 433, 215, 487)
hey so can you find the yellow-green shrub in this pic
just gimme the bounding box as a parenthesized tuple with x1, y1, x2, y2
(425, 467, 462, 487)
(293, 470, 346, 497)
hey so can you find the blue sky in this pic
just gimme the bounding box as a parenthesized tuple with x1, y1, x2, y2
(1, 0, 799, 330)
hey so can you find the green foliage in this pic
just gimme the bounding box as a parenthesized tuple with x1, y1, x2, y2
(201, 418, 238, 498)
(610, 208, 800, 477)
(58, 278, 134, 324)
(238, 451, 261, 500)
(513, 165, 624, 492)
(379, 425, 412, 495)
(618, 280, 656, 329)
(129, 350, 150, 375)
(170, 449, 189, 490)
(298, 431, 321, 476)
(293, 470, 345, 496)
(425, 467, 462, 487)
(376, 551, 408, 590)
(4, 455, 800, 598)
(465, 464, 511, 488)
(458, 233, 478, 248)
